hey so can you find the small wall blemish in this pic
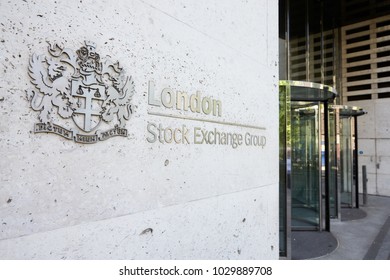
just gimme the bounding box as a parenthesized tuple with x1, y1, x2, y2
(140, 228, 153, 235)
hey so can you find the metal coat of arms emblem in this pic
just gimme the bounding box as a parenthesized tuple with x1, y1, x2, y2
(26, 41, 134, 143)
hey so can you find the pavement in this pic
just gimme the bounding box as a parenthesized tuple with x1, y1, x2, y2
(293, 194, 390, 260)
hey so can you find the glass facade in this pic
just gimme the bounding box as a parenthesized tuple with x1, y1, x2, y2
(340, 115, 354, 207)
(279, 0, 339, 87)
(328, 108, 338, 218)
(279, 83, 291, 258)
(279, 81, 337, 256)
(329, 106, 365, 210)
(279, 90, 365, 256)
(279, 0, 374, 259)
(291, 102, 320, 229)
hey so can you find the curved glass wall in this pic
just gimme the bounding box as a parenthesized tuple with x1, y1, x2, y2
(279, 0, 368, 257)
(291, 102, 320, 228)
(279, 81, 337, 256)
(279, 83, 291, 258)
(279, 0, 339, 88)
(328, 108, 338, 218)
(340, 115, 353, 207)
(329, 105, 365, 212)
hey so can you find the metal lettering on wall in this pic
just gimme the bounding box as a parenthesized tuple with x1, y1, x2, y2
(26, 41, 134, 144)
(147, 81, 267, 150)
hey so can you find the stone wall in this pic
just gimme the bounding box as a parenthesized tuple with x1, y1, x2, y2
(0, 0, 279, 259)
(349, 99, 390, 197)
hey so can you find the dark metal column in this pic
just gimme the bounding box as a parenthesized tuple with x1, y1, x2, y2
(354, 115, 359, 208)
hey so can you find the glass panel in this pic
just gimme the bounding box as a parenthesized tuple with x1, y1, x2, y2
(289, 0, 308, 81)
(291, 102, 321, 229)
(340, 116, 353, 207)
(279, 87, 286, 256)
(328, 109, 338, 218)
(308, 0, 322, 83)
(279, 83, 291, 257)
(280, 81, 337, 102)
(282, 0, 339, 89)
(290, 84, 336, 101)
(279, 85, 287, 256)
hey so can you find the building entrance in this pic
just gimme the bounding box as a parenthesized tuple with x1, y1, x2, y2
(291, 102, 321, 229)
(330, 105, 365, 214)
(279, 80, 337, 257)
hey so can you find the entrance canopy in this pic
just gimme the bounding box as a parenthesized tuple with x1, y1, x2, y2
(279, 80, 338, 258)
(335, 105, 366, 117)
(280, 80, 338, 102)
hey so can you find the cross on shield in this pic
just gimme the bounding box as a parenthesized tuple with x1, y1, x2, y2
(71, 79, 106, 132)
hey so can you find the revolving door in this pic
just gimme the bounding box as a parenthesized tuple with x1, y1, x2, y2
(330, 105, 365, 215)
(279, 81, 337, 257)
(291, 102, 321, 229)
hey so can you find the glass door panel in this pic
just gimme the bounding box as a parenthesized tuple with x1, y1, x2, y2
(291, 102, 321, 229)
(340, 116, 353, 207)
(328, 109, 338, 218)
(279, 85, 287, 255)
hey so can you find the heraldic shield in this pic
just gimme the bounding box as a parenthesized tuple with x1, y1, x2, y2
(26, 41, 135, 144)
(71, 79, 106, 133)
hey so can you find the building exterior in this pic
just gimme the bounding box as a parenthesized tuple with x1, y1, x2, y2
(1, 0, 389, 261)
(280, 0, 390, 198)
(279, 0, 390, 259)
(0, 0, 279, 259)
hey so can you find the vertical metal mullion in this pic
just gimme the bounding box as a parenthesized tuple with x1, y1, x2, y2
(324, 100, 330, 231)
(284, 0, 291, 259)
(286, 83, 292, 259)
(305, 0, 310, 81)
(349, 117, 354, 208)
(335, 108, 341, 219)
(332, 26, 336, 89)
(286, 0, 291, 81)
(320, 0, 325, 85)
(318, 102, 322, 231)
(354, 116, 359, 208)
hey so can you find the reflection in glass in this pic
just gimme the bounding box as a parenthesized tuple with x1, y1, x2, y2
(291, 102, 321, 229)
(279, 83, 291, 258)
(279, 86, 287, 255)
(329, 105, 365, 212)
(328, 109, 338, 218)
(340, 116, 354, 207)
